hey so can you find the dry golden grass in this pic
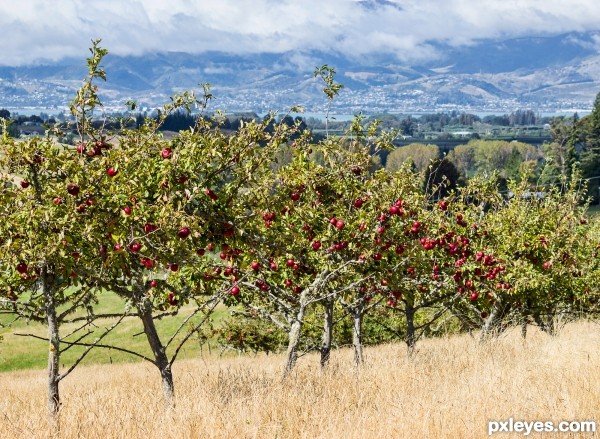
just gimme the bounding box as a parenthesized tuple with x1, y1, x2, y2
(1, 321, 599, 439)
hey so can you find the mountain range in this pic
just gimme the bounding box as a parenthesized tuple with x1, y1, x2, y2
(1, 31, 599, 115)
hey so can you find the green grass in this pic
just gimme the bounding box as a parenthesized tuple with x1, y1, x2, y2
(0, 291, 230, 372)
(585, 203, 600, 218)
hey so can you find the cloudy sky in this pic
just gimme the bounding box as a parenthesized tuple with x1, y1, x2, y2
(1, 0, 599, 66)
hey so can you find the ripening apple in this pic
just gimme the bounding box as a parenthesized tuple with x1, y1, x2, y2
(53, 197, 64, 205)
(161, 148, 172, 159)
(16, 263, 28, 274)
(251, 261, 260, 271)
(144, 223, 157, 234)
(205, 188, 218, 201)
(66, 183, 80, 196)
(76, 143, 85, 154)
(129, 242, 142, 252)
(177, 227, 191, 239)
(106, 167, 118, 177)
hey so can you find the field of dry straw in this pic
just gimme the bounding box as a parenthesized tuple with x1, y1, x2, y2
(1, 320, 599, 438)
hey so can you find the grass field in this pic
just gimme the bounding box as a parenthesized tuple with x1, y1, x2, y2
(0, 291, 230, 372)
(0, 320, 598, 438)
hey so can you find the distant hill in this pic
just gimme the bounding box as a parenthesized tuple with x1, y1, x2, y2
(1, 31, 599, 114)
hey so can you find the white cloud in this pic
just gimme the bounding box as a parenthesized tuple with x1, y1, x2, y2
(0, 0, 599, 66)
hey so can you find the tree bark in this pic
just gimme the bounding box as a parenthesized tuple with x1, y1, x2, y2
(533, 310, 556, 336)
(480, 297, 510, 341)
(405, 301, 416, 357)
(320, 298, 334, 368)
(44, 269, 61, 418)
(351, 305, 364, 366)
(284, 304, 306, 377)
(137, 298, 174, 407)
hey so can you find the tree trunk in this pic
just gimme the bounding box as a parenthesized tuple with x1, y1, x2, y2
(137, 298, 174, 407)
(284, 305, 306, 377)
(320, 298, 334, 368)
(351, 305, 364, 366)
(480, 297, 510, 341)
(520, 308, 528, 339)
(44, 270, 61, 418)
(405, 301, 416, 356)
(533, 311, 556, 336)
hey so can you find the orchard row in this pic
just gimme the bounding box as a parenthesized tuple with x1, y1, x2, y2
(1, 43, 599, 416)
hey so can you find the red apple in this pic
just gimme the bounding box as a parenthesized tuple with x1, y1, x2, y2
(107, 167, 118, 177)
(230, 286, 240, 296)
(150, 280, 158, 288)
(144, 223, 157, 234)
(66, 183, 80, 196)
(177, 227, 190, 239)
(161, 148, 172, 159)
(129, 242, 142, 252)
(123, 206, 132, 216)
(16, 263, 28, 274)
(335, 220, 345, 230)
(312, 241, 322, 251)
(169, 263, 179, 272)
(205, 188, 218, 200)
(20, 180, 30, 189)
